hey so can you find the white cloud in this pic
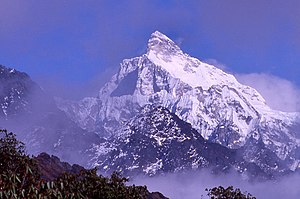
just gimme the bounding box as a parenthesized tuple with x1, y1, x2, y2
(133, 170, 300, 199)
(205, 58, 300, 112)
(175, 37, 184, 47)
(205, 59, 228, 71)
(236, 73, 300, 112)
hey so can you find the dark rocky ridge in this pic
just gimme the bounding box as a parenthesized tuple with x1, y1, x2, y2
(34, 152, 84, 181)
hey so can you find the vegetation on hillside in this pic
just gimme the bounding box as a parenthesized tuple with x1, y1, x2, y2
(0, 129, 150, 199)
(206, 185, 256, 199)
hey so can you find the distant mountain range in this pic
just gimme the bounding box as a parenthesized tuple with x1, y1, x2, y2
(1, 31, 300, 180)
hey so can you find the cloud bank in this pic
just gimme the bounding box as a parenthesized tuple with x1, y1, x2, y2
(133, 171, 300, 199)
(236, 73, 300, 112)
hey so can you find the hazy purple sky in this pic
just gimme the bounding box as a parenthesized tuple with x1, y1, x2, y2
(0, 0, 299, 101)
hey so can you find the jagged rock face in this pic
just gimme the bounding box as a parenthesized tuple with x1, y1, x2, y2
(90, 106, 236, 176)
(56, 97, 100, 133)
(90, 106, 290, 179)
(58, 31, 300, 172)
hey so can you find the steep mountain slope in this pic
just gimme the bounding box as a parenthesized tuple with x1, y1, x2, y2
(0, 65, 101, 166)
(58, 31, 300, 173)
(0, 65, 50, 122)
(90, 105, 289, 179)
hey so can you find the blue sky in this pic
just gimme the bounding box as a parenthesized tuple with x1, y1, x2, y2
(0, 0, 299, 107)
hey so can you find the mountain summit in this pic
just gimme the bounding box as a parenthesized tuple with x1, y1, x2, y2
(147, 31, 181, 54)
(147, 31, 268, 109)
(57, 31, 300, 174)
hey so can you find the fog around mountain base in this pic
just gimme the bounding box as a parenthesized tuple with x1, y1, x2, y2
(133, 170, 300, 199)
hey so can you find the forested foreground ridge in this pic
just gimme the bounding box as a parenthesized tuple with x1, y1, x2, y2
(0, 129, 255, 199)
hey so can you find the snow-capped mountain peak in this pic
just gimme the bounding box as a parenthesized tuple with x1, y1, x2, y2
(147, 31, 235, 87)
(147, 31, 182, 55)
(146, 32, 271, 112)
(57, 31, 300, 172)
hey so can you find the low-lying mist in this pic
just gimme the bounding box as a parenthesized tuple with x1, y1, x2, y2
(133, 170, 300, 199)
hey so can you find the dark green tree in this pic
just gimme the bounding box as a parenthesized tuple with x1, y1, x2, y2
(0, 129, 40, 198)
(206, 185, 256, 199)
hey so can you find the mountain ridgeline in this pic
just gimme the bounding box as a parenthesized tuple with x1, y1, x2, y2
(1, 31, 300, 180)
